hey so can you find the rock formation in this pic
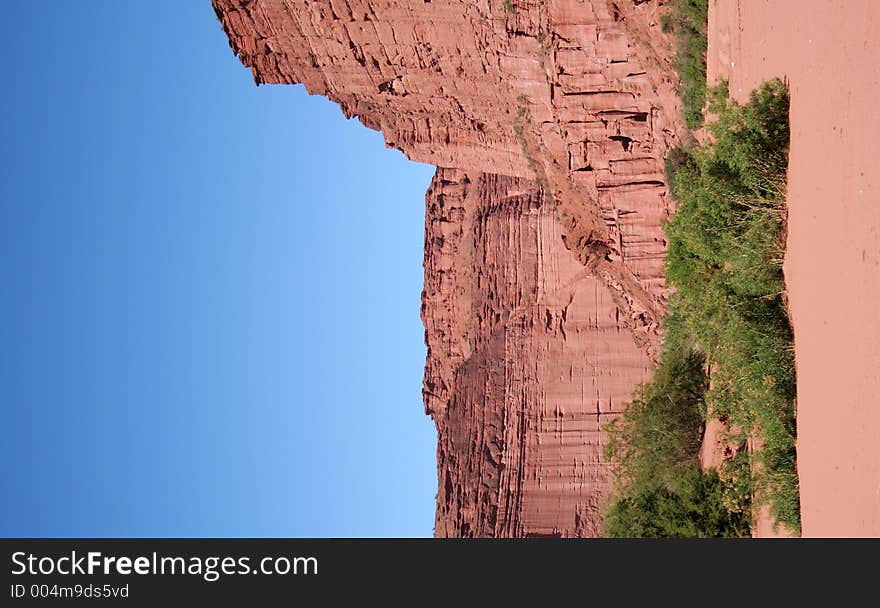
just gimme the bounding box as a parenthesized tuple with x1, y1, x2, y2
(213, 0, 684, 536)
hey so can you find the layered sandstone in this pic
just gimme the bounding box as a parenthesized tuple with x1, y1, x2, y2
(213, 0, 684, 536)
(424, 169, 653, 536)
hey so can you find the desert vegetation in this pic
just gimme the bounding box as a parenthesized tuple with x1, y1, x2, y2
(603, 76, 799, 535)
(603, 327, 751, 537)
(513, 95, 555, 204)
(666, 79, 798, 531)
(665, 0, 709, 129)
(603, 467, 750, 538)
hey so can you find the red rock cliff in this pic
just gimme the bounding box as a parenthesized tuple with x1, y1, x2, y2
(213, 0, 684, 536)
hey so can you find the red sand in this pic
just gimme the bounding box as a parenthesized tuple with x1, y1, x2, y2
(709, 0, 880, 537)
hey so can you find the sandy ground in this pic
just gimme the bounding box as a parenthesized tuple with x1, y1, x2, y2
(708, 0, 880, 537)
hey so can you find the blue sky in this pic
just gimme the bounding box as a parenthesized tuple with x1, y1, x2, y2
(0, 1, 438, 537)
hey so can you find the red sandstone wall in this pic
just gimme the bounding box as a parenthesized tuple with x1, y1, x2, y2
(424, 169, 652, 536)
(212, 0, 684, 536)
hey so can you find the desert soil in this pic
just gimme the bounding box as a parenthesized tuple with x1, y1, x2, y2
(708, 0, 880, 537)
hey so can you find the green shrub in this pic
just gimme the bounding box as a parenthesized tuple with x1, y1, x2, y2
(666, 0, 709, 128)
(603, 79, 800, 535)
(602, 312, 754, 537)
(604, 332, 706, 491)
(603, 468, 750, 538)
(663, 79, 800, 531)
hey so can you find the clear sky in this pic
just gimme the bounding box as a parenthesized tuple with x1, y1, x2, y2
(0, 1, 438, 537)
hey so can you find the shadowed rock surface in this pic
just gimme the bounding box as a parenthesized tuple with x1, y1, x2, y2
(213, 0, 684, 536)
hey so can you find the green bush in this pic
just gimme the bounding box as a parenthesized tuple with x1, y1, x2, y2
(604, 330, 706, 491)
(602, 313, 753, 537)
(666, 0, 709, 128)
(663, 79, 800, 531)
(603, 79, 800, 535)
(603, 468, 750, 538)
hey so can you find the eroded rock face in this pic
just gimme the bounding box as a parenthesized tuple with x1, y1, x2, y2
(424, 169, 652, 536)
(213, 0, 683, 536)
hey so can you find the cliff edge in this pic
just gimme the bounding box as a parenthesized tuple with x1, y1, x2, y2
(213, 0, 684, 536)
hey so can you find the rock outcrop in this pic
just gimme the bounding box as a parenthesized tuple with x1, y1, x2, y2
(213, 0, 684, 536)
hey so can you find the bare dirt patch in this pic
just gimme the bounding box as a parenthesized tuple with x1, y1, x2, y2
(708, 0, 880, 537)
